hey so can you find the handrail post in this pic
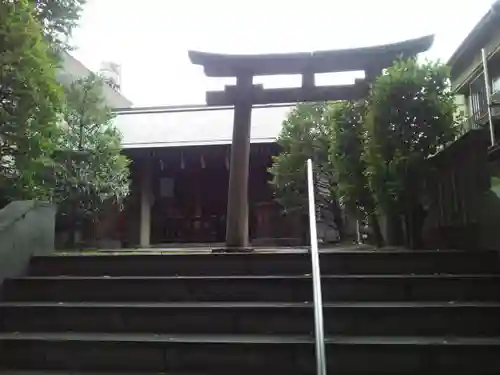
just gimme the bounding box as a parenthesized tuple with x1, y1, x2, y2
(306, 159, 327, 375)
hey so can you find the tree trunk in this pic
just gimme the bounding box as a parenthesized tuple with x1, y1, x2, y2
(386, 214, 404, 247)
(368, 213, 384, 248)
(67, 201, 79, 249)
(68, 216, 77, 249)
(331, 199, 344, 241)
(404, 212, 412, 248)
(406, 203, 426, 249)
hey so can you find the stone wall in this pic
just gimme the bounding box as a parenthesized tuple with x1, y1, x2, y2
(0, 201, 56, 283)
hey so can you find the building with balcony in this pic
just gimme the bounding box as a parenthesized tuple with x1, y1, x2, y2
(435, 0, 500, 251)
(448, 0, 500, 143)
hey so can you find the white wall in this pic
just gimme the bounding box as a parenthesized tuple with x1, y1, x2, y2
(455, 94, 469, 118)
(57, 52, 132, 109)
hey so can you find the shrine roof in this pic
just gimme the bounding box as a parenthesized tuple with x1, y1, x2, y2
(189, 35, 434, 77)
(113, 104, 291, 149)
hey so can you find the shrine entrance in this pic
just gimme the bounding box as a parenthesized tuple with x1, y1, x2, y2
(116, 142, 287, 247)
(189, 35, 434, 249)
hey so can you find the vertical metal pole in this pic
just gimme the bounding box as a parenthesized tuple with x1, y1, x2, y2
(482, 48, 496, 146)
(306, 159, 327, 375)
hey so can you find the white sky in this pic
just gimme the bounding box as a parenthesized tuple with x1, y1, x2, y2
(71, 0, 496, 106)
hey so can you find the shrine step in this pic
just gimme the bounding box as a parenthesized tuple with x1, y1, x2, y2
(0, 333, 499, 374)
(2, 370, 497, 375)
(0, 373, 209, 375)
(2, 301, 500, 337)
(0, 373, 183, 375)
(3, 250, 500, 374)
(3, 275, 500, 302)
(28, 250, 500, 276)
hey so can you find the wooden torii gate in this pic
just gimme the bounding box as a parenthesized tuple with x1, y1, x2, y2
(189, 35, 434, 250)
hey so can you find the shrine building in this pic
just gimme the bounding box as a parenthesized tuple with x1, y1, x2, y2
(109, 104, 294, 247)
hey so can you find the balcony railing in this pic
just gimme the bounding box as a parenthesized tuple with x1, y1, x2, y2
(452, 49, 500, 149)
(458, 72, 500, 139)
(469, 74, 489, 122)
(457, 113, 484, 138)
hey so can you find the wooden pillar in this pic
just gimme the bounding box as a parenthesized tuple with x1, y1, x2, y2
(301, 70, 315, 89)
(365, 66, 382, 82)
(140, 158, 152, 247)
(226, 73, 253, 248)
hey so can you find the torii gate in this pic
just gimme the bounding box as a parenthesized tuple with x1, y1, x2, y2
(189, 35, 434, 250)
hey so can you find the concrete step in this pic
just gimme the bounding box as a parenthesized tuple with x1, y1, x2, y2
(0, 373, 224, 375)
(0, 302, 500, 337)
(3, 274, 500, 302)
(2, 370, 498, 375)
(2, 301, 500, 337)
(28, 250, 500, 276)
(0, 373, 179, 375)
(0, 373, 217, 375)
(0, 333, 499, 373)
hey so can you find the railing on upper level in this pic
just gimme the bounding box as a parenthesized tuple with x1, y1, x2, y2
(306, 159, 327, 375)
(469, 74, 489, 123)
(458, 49, 500, 145)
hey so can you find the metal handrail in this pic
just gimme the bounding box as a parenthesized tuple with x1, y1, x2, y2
(306, 159, 327, 375)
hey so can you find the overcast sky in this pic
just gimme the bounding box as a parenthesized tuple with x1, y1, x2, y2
(71, 0, 496, 106)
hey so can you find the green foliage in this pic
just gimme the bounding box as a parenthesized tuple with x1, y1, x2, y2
(328, 101, 385, 246)
(271, 58, 458, 246)
(269, 103, 335, 212)
(269, 102, 344, 239)
(328, 101, 371, 214)
(1, 0, 128, 228)
(364, 58, 458, 215)
(53, 74, 130, 218)
(0, 0, 63, 201)
(30, 0, 86, 50)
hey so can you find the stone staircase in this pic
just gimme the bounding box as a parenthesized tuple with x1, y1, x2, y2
(1, 249, 500, 374)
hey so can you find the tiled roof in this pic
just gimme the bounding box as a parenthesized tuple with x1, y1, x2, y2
(113, 105, 292, 149)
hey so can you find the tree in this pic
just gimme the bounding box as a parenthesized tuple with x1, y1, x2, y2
(54, 74, 130, 246)
(364, 58, 459, 247)
(31, 0, 87, 50)
(0, 0, 63, 202)
(328, 101, 383, 246)
(269, 103, 343, 240)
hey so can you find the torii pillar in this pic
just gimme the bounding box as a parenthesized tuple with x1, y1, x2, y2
(189, 34, 434, 250)
(225, 72, 253, 248)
